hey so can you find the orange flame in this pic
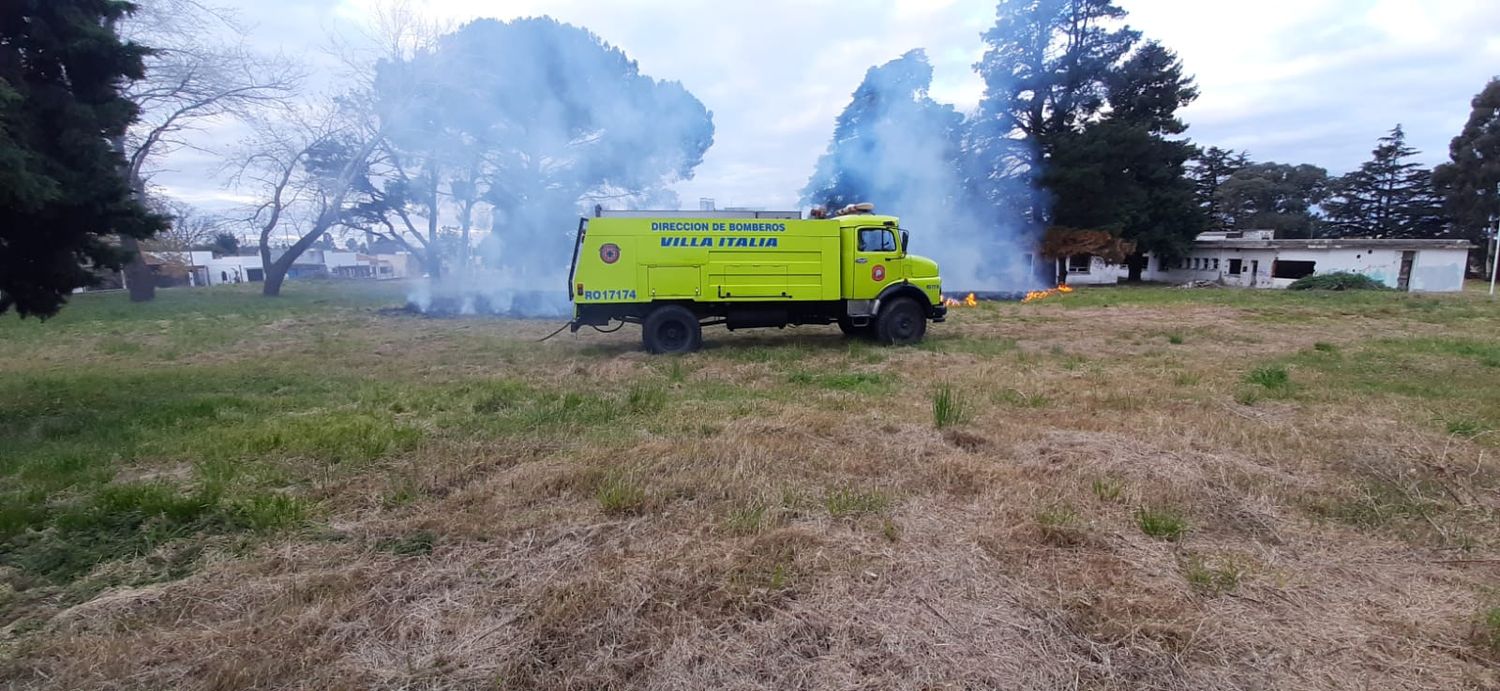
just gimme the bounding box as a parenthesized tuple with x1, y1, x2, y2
(1022, 284, 1075, 303)
(943, 292, 980, 308)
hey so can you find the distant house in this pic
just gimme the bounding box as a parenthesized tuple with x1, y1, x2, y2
(1063, 231, 1473, 292)
(198, 250, 421, 285)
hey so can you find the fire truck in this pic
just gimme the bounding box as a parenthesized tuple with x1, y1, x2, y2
(567, 204, 946, 353)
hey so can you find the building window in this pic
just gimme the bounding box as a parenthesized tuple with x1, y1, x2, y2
(1213, 258, 1221, 270)
(1228, 259, 1242, 275)
(1068, 254, 1092, 274)
(1159, 256, 1171, 272)
(1272, 260, 1316, 279)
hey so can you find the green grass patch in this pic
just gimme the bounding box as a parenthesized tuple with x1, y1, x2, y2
(596, 474, 650, 515)
(787, 371, 890, 392)
(1245, 365, 1291, 391)
(1035, 504, 1085, 546)
(932, 385, 970, 429)
(992, 388, 1049, 408)
(1476, 606, 1500, 658)
(1183, 554, 1244, 595)
(375, 530, 436, 557)
(1135, 506, 1188, 541)
(824, 488, 891, 518)
(1090, 477, 1125, 503)
(918, 335, 1019, 357)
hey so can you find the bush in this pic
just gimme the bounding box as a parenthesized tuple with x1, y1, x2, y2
(1287, 272, 1389, 291)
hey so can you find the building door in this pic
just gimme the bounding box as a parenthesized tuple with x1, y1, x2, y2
(1398, 251, 1416, 291)
(1249, 260, 1259, 287)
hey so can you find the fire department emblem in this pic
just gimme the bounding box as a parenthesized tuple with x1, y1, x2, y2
(600, 243, 621, 264)
(872, 265, 886, 282)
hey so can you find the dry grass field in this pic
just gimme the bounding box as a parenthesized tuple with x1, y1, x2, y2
(2, 280, 1499, 689)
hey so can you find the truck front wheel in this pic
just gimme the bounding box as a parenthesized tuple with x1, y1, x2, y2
(875, 297, 926, 346)
(643, 305, 703, 354)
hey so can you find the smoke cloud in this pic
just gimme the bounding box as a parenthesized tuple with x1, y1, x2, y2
(803, 50, 1042, 292)
(379, 17, 714, 317)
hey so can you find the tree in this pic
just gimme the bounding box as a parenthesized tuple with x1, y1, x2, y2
(207, 231, 239, 256)
(1434, 78, 1500, 265)
(1322, 125, 1446, 238)
(361, 17, 714, 281)
(0, 0, 166, 318)
(232, 105, 380, 296)
(1217, 163, 1329, 238)
(802, 50, 964, 211)
(1044, 41, 1204, 278)
(114, 0, 300, 302)
(144, 200, 223, 250)
(974, 0, 1140, 154)
(1189, 147, 1249, 229)
(969, 0, 1140, 228)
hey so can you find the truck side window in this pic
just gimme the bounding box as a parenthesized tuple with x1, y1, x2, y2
(858, 228, 896, 252)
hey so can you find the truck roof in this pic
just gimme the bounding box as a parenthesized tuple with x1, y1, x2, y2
(595, 209, 801, 219)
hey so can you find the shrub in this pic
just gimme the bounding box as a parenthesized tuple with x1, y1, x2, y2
(1288, 272, 1389, 291)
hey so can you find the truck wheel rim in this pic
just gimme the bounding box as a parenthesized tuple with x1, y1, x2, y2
(659, 322, 687, 350)
(893, 312, 916, 339)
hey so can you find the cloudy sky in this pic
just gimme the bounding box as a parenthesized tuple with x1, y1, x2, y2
(159, 0, 1500, 213)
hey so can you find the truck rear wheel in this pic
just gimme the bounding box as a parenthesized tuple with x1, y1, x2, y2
(643, 305, 702, 354)
(875, 297, 926, 346)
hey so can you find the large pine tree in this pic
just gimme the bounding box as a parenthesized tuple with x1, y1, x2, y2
(1188, 147, 1249, 230)
(1434, 78, 1500, 258)
(0, 0, 164, 318)
(1043, 41, 1205, 275)
(1322, 125, 1446, 238)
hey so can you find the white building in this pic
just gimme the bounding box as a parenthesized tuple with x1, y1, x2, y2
(199, 251, 420, 285)
(1064, 231, 1472, 292)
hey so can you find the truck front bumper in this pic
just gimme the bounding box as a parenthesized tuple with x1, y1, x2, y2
(929, 304, 948, 322)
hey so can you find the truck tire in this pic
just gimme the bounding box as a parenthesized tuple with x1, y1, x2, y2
(837, 316, 872, 339)
(874, 297, 926, 346)
(643, 305, 702, 354)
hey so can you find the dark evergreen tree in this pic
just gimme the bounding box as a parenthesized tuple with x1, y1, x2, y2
(968, 0, 1139, 226)
(1217, 162, 1329, 238)
(1433, 78, 1500, 260)
(1043, 41, 1204, 277)
(1322, 125, 1446, 238)
(1189, 147, 1249, 229)
(0, 0, 165, 318)
(802, 50, 963, 211)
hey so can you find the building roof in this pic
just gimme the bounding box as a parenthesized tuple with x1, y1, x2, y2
(1196, 237, 1473, 251)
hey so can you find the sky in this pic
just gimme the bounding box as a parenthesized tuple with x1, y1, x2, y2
(157, 0, 1500, 214)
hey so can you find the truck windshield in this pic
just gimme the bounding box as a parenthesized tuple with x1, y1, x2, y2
(857, 228, 897, 252)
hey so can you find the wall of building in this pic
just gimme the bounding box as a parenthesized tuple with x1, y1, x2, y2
(1087, 244, 1469, 293)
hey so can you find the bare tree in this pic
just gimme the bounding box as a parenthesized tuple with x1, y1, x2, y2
(232, 106, 382, 297)
(143, 200, 225, 251)
(115, 0, 302, 302)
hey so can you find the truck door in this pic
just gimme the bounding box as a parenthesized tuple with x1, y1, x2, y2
(848, 226, 902, 299)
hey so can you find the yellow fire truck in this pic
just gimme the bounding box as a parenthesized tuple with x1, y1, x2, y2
(567, 205, 946, 353)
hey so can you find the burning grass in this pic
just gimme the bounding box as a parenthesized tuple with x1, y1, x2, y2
(2, 280, 1499, 689)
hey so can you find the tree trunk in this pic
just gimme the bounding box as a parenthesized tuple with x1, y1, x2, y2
(262, 216, 331, 296)
(120, 235, 156, 301)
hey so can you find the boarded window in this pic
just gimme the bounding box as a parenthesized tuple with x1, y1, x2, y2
(1272, 260, 1316, 279)
(1068, 254, 1092, 273)
(1228, 259, 1243, 275)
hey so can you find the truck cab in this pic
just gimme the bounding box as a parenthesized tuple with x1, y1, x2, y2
(569, 206, 946, 353)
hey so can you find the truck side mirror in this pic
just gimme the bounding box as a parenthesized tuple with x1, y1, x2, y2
(900, 230, 910, 256)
